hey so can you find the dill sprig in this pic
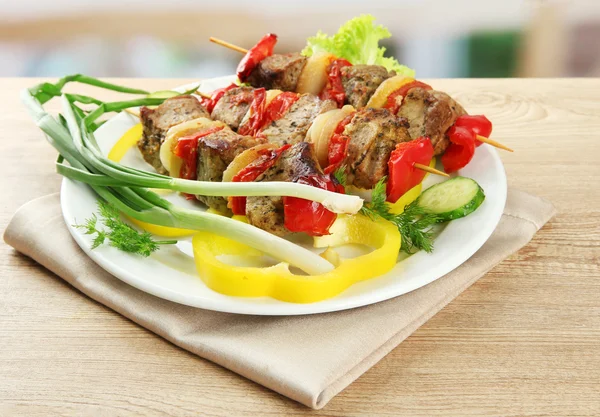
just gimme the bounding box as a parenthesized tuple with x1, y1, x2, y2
(360, 178, 443, 254)
(74, 201, 177, 256)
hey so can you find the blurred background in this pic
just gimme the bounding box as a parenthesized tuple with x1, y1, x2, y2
(0, 0, 599, 79)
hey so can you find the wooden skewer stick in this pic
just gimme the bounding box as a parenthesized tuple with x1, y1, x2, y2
(196, 90, 211, 99)
(476, 135, 514, 152)
(414, 163, 450, 177)
(124, 108, 140, 117)
(209, 37, 248, 54)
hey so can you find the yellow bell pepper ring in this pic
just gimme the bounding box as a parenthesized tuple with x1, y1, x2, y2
(192, 214, 401, 303)
(108, 123, 143, 162)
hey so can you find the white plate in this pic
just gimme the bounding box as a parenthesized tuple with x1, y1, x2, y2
(60, 76, 507, 316)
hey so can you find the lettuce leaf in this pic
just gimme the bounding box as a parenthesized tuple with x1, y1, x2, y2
(302, 15, 415, 77)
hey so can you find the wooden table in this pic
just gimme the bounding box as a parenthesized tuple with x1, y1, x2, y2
(1, 78, 599, 416)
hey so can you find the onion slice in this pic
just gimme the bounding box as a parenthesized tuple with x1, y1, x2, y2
(160, 117, 226, 177)
(306, 105, 355, 167)
(366, 75, 415, 109)
(297, 52, 335, 95)
(238, 89, 283, 131)
(222, 143, 277, 182)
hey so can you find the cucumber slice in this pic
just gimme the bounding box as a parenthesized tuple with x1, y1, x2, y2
(416, 177, 485, 221)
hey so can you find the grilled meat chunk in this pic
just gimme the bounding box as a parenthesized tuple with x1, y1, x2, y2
(138, 95, 209, 174)
(259, 94, 337, 146)
(246, 53, 307, 92)
(211, 86, 254, 130)
(398, 88, 467, 155)
(196, 129, 266, 213)
(245, 142, 322, 236)
(341, 65, 395, 109)
(343, 108, 411, 190)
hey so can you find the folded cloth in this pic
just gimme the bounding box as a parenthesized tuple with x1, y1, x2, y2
(3, 189, 555, 409)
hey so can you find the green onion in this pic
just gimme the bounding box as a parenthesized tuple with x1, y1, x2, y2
(21, 76, 365, 274)
(30, 74, 150, 105)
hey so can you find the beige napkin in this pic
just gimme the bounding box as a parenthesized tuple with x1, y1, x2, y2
(4, 189, 555, 409)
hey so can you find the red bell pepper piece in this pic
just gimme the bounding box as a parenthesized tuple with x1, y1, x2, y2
(441, 126, 476, 173)
(283, 175, 339, 236)
(323, 113, 355, 174)
(173, 126, 225, 180)
(260, 92, 299, 130)
(386, 137, 434, 203)
(236, 33, 278, 82)
(229, 144, 291, 215)
(454, 115, 493, 147)
(320, 59, 352, 108)
(199, 83, 238, 113)
(239, 90, 299, 137)
(238, 88, 267, 136)
(384, 80, 432, 114)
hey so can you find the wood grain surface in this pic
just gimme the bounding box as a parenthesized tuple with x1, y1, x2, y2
(1, 78, 599, 416)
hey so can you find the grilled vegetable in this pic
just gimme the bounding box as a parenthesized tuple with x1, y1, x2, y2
(222, 143, 276, 182)
(366, 75, 414, 109)
(320, 58, 352, 107)
(159, 117, 225, 177)
(441, 125, 476, 173)
(382, 80, 432, 114)
(296, 52, 336, 95)
(386, 137, 434, 203)
(306, 105, 355, 167)
(454, 114, 493, 147)
(237, 33, 278, 82)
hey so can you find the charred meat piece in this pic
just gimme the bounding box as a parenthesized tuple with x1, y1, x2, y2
(341, 65, 395, 109)
(246, 53, 307, 92)
(138, 95, 209, 174)
(196, 129, 266, 213)
(343, 108, 411, 190)
(245, 142, 322, 236)
(398, 88, 467, 155)
(259, 94, 337, 146)
(211, 86, 254, 130)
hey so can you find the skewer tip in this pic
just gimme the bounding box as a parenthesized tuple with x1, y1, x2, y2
(414, 163, 450, 177)
(123, 108, 140, 117)
(209, 37, 248, 54)
(476, 135, 514, 152)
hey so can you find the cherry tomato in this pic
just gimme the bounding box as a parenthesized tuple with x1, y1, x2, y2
(200, 83, 238, 113)
(441, 126, 476, 173)
(173, 126, 225, 180)
(237, 33, 278, 82)
(384, 80, 432, 114)
(283, 175, 339, 236)
(386, 137, 434, 203)
(454, 115, 493, 147)
(319, 59, 352, 108)
(229, 144, 291, 215)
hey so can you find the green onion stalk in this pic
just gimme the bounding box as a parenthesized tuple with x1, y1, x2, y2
(21, 75, 364, 274)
